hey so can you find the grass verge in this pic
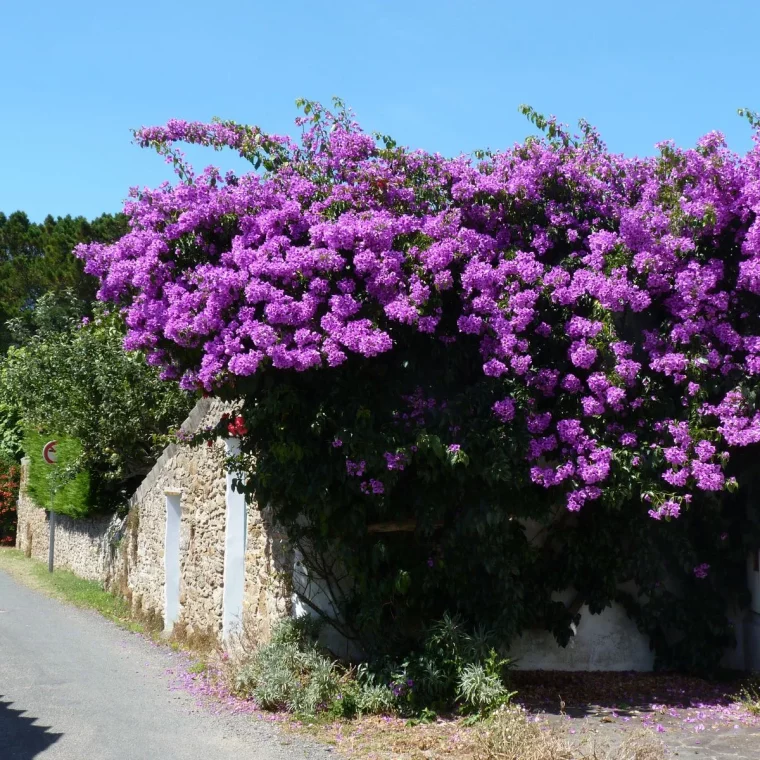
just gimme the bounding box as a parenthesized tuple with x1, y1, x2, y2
(0, 547, 141, 632)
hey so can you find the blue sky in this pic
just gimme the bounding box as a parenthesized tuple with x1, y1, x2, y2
(3, 0, 759, 222)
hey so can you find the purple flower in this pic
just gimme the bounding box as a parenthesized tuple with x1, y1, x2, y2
(561, 374, 582, 393)
(694, 440, 716, 461)
(663, 447, 689, 466)
(648, 500, 681, 520)
(582, 396, 605, 416)
(691, 461, 725, 491)
(662, 467, 690, 487)
(362, 479, 384, 495)
(483, 359, 508, 377)
(566, 486, 602, 512)
(693, 563, 710, 579)
(587, 372, 611, 395)
(569, 340, 598, 370)
(492, 398, 516, 423)
(332, 438, 343, 448)
(384, 452, 408, 471)
(566, 317, 604, 340)
(526, 412, 552, 434)
(346, 459, 366, 477)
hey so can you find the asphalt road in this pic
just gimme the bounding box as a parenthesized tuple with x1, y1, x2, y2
(0, 569, 332, 760)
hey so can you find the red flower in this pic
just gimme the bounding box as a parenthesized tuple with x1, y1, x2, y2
(227, 415, 248, 437)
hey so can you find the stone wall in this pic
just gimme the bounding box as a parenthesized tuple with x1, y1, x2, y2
(13, 399, 760, 668)
(118, 399, 231, 636)
(15, 461, 124, 583)
(243, 500, 293, 645)
(15, 398, 293, 647)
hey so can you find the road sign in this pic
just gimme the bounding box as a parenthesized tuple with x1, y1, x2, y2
(42, 440, 58, 573)
(42, 440, 58, 465)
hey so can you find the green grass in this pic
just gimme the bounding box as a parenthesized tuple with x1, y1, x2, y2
(737, 679, 760, 715)
(0, 547, 142, 631)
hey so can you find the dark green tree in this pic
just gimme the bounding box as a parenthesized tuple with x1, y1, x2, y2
(0, 210, 128, 350)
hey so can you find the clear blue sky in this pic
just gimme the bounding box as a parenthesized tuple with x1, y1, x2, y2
(3, 0, 759, 222)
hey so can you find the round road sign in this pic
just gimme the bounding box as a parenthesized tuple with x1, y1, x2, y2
(42, 440, 58, 465)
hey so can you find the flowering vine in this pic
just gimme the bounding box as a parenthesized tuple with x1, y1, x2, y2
(78, 103, 760, 520)
(75, 101, 760, 668)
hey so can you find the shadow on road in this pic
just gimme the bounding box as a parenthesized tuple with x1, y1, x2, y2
(0, 696, 62, 759)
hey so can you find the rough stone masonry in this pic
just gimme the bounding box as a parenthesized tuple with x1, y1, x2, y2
(16, 398, 293, 646)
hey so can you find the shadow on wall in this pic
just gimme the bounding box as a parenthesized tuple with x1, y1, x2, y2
(0, 696, 63, 758)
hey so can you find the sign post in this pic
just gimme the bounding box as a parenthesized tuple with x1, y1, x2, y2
(42, 440, 58, 573)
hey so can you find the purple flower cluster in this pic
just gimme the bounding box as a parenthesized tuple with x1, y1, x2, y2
(693, 563, 711, 579)
(77, 103, 760, 518)
(346, 459, 366, 477)
(384, 451, 408, 471)
(648, 500, 682, 521)
(360, 479, 385, 495)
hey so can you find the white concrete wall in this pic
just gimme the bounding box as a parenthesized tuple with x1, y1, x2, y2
(507, 602, 655, 671)
(291, 548, 361, 660)
(508, 593, 751, 672)
(16, 414, 760, 670)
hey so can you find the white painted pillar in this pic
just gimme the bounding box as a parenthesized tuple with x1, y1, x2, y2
(222, 438, 247, 643)
(164, 490, 182, 632)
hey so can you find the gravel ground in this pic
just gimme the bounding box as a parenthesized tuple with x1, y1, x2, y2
(512, 670, 760, 760)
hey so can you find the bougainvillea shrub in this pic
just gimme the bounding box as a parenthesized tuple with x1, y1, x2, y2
(0, 458, 20, 545)
(78, 102, 760, 670)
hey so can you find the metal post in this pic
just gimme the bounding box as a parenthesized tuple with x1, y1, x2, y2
(42, 440, 59, 573)
(48, 490, 55, 574)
